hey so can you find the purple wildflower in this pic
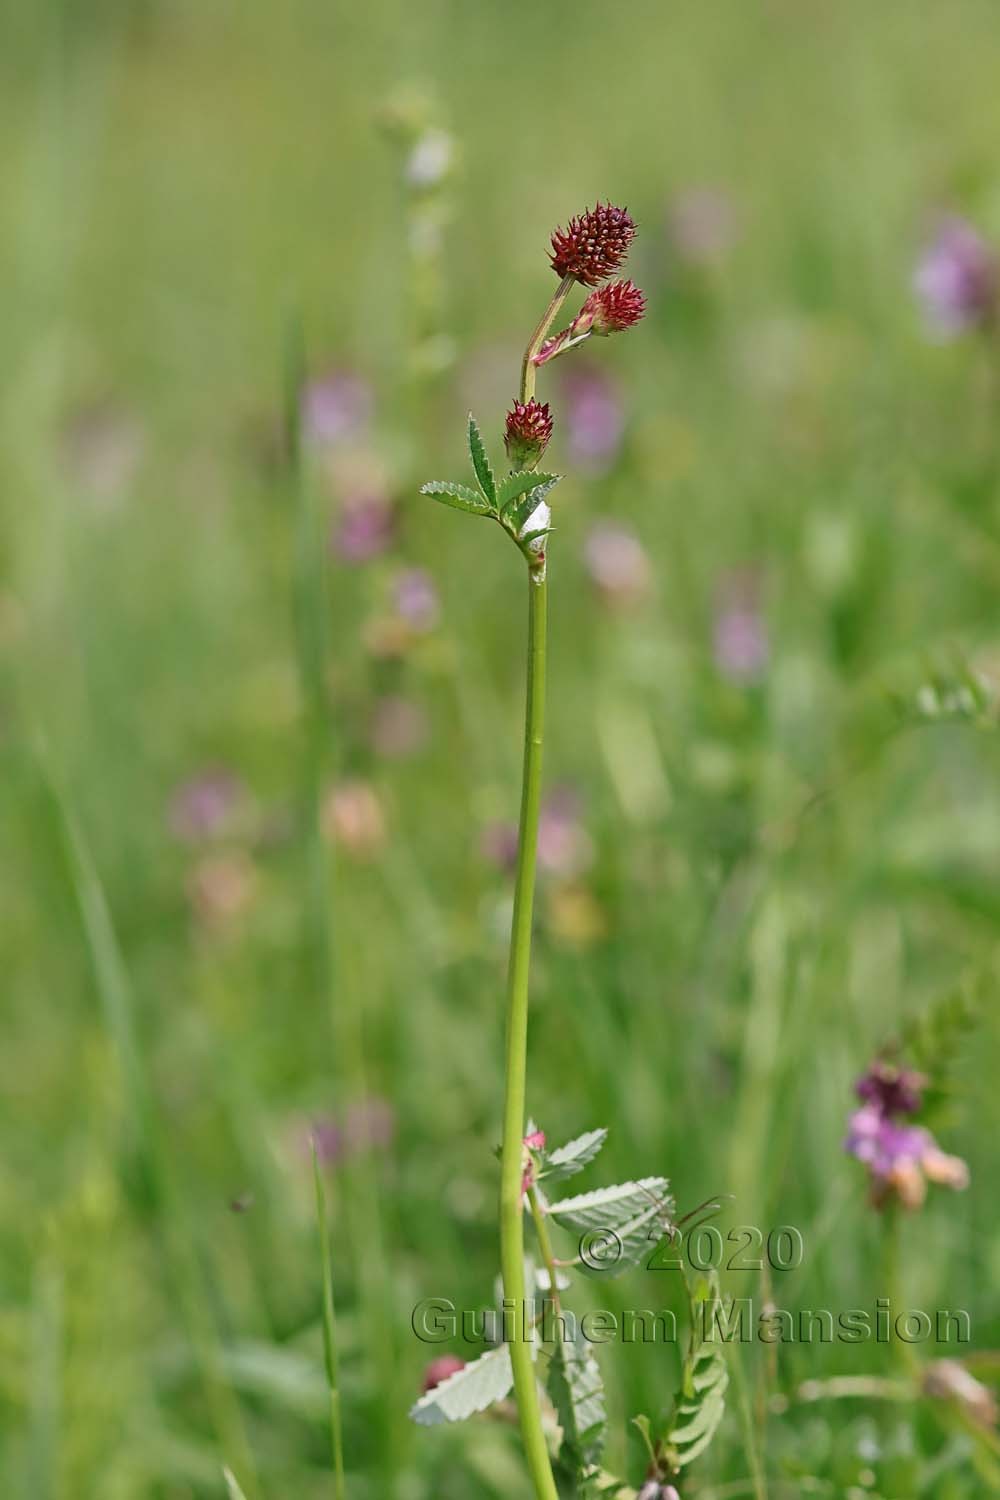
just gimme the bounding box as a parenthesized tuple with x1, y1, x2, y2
(333, 493, 396, 563)
(914, 217, 998, 338)
(310, 1118, 347, 1166)
(561, 367, 625, 474)
(309, 1099, 394, 1168)
(480, 821, 520, 872)
(538, 785, 594, 878)
(393, 568, 440, 632)
(713, 570, 768, 683)
(583, 521, 651, 603)
(845, 1070, 970, 1210)
(856, 1060, 926, 1118)
(302, 371, 372, 447)
(481, 787, 593, 878)
(169, 769, 246, 843)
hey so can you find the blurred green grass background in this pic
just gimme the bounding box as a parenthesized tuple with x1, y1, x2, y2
(3, 0, 1000, 1495)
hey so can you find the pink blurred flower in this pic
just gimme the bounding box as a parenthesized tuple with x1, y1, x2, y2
(393, 568, 440, 632)
(333, 493, 396, 563)
(309, 1097, 394, 1167)
(583, 521, 651, 603)
(561, 367, 625, 474)
(713, 570, 768, 683)
(302, 372, 372, 447)
(845, 1097, 970, 1212)
(482, 787, 593, 878)
(914, 217, 998, 338)
(168, 768, 247, 843)
(322, 779, 386, 858)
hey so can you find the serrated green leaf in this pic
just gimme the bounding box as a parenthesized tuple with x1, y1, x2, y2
(408, 1344, 514, 1426)
(420, 480, 493, 515)
(661, 1268, 730, 1471)
(549, 1178, 671, 1233)
(467, 414, 496, 504)
(548, 1324, 606, 1477)
(542, 1128, 609, 1185)
(504, 474, 562, 535)
(497, 470, 560, 512)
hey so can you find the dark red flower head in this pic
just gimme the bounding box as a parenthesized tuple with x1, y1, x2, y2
(574, 279, 646, 337)
(504, 398, 553, 469)
(550, 203, 637, 286)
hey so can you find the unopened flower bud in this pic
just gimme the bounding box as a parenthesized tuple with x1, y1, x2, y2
(504, 399, 553, 470)
(572, 279, 646, 337)
(550, 202, 637, 286)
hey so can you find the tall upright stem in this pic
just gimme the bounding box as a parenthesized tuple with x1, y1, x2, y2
(499, 573, 559, 1500)
(497, 276, 576, 1500)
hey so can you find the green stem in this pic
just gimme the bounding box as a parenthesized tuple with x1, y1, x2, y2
(521, 276, 575, 403)
(313, 1149, 347, 1500)
(499, 572, 559, 1500)
(527, 1183, 562, 1318)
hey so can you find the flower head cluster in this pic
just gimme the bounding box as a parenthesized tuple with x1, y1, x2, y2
(845, 1057, 969, 1210)
(550, 202, 636, 286)
(504, 398, 553, 469)
(914, 216, 998, 338)
(536, 208, 645, 371)
(574, 279, 646, 337)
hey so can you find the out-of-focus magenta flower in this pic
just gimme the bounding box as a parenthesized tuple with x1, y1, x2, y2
(482, 787, 594, 879)
(713, 570, 769, 684)
(309, 1098, 394, 1168)
(538, 786, 594, 878)
(668, 186, 738, 265)
(845, 1105, 969, 1210)
(310, 1118, 346, 1166)
(169, 768, 247, 843)
(302, 372, 372, 447)
(856, 1060, 926, 1118)
(504, 398, 553, 469)
(550, 203, 637, 286)
(480, 821, 520, 872)
(914, 217, 998, 338)
(561, 367, 625, 473)
(371, 695, 429, 759)
(393, 568, 440, 632)
(421, 1355, 465, 1394)
(332, 493, 396, 563)
(583, 521, 651, 604)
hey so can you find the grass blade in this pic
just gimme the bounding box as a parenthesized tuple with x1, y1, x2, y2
(313, 1146, 348, 1499)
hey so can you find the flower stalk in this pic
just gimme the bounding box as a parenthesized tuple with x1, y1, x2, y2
(416, 201, 645, 1498)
